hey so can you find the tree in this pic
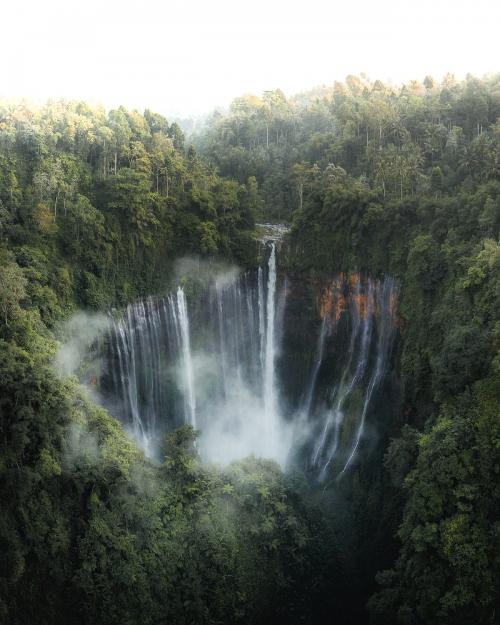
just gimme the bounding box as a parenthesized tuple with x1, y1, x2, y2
(0, 259, 27, 327)
(370, 383, 499, 625)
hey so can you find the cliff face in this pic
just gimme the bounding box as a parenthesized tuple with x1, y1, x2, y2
(99, 263, 401, 480)
(278, 271, 401, 477)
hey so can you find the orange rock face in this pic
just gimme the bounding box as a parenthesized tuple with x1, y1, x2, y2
(318, 273, 398, 326)
(320, 274, 348, 324)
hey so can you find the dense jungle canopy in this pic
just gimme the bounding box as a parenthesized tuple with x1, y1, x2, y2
(0, 73, 498, 624)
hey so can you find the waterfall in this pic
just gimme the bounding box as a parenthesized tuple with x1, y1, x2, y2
(314, 280, 374, 476)
(109, 300, 164, 454)
(258, 267, 265, 371)
(339, 277, 396, 475)
(100, 259, 397, 476)
(176, 287, 196, 428)
(307, 275, 397, 479)
(263, 243, 277, 435)
(102, 242, 288, 465)
(302, 316, 329, 418)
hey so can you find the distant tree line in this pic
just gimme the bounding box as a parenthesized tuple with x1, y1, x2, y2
(198, 73, 500, 220)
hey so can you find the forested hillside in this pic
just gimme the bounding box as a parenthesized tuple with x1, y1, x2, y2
(199, 74, 500, 218)
(0, 101, 260, 312)
(0, 102, 318, 625)
(198, 74, 500, 623)
(0, 75, 499, 625)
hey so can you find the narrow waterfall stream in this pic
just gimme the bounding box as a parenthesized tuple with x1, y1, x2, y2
(263, 243, 277, 438)
(176, 287, 197, 428)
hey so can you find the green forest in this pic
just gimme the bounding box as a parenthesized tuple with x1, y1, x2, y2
(0, 73, 499, 625)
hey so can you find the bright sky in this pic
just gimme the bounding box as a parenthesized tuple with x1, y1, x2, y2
(2, 0, 499, 117)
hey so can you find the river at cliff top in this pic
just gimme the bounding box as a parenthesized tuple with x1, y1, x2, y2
(256, 223, 290, 242)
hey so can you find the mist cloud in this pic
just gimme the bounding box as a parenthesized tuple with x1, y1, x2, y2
(53, 311, 109, 379)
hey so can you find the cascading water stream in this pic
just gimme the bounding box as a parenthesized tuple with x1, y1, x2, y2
(100, 256, 397, 477)
(176, 287, 197, 428)
(257, 267, 265, 370)
(263, 243, 277, 436)
(339, 277, 396, 475)
(315, 281, 374, 477)
(307, 276, 397, 479)
(302, 316, 329, 418)
(102, 243, 288, 464)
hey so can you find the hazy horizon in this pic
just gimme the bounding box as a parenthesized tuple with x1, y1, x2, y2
(2, 0, 499, 118)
